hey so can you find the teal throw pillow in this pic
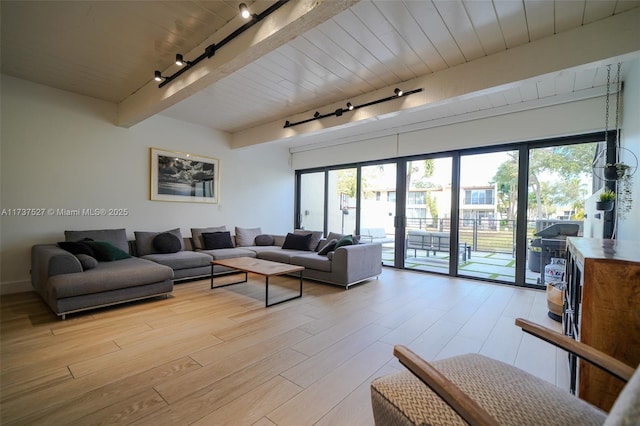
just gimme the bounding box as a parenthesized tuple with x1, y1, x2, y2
(334, 235, 354, 249)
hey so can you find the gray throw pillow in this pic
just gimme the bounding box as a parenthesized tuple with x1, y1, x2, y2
(135, 228, 183, 255)
(255, 234, 275, 246)
(317, 233, 343, 252)
(317, 239, 337, 255)
(235, 227, 262, 247)
(76, 254, 98, 270)
(153, 232, 182, 253)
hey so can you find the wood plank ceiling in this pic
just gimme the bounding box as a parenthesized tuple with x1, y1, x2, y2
(2, 0, 640, 147)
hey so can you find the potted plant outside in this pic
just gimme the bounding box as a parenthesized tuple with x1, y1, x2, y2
(596, 189, 616, 211)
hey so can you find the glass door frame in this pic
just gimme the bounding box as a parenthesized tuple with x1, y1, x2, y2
(294, 131, 609, 289)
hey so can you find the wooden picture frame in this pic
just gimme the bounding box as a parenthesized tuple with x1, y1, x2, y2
(150, 148, 219, 203)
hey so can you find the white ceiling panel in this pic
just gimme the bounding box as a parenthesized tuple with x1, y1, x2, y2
(2, 0, 639, 145)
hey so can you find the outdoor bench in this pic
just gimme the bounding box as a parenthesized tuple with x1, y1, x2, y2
(406, 230, 471, 261)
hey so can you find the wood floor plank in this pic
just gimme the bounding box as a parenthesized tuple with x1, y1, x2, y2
(68, 332, 222, 379)
(3, 356, 201, 424)
(0, 271, 562, 426)
(282, 323, 391, 388)
(315, 363, 400, 426)
(155, 328, 310, 404)
(192, 376, 302, 426)
(267, 341, 394, 426)
(134, 348, 308, 426)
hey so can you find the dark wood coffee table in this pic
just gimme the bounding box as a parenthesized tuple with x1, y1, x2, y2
(210, 257, 304, 307)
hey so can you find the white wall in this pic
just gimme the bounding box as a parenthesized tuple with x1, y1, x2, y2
(0, 76, 294, 294)
(617, 58, 640, 241)
(292, 96, 606, 169)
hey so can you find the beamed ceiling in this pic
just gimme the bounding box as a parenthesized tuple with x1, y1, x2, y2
(2, 0, 640, 151)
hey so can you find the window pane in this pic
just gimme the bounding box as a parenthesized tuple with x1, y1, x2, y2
(299, 172, 325, 232)
(360, 163, 396, 266)
(525, 143, 597, 287)
(328, 168, 357, 235)
(458, 151, 518, 283)
(405, 157, 452, 273)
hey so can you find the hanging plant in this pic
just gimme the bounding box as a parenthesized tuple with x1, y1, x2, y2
(596, 189, 615, 211)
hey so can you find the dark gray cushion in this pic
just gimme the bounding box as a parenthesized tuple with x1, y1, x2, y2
(65, 229, 129, 254)
(135, 228, 184, 256)
(255, 234, 275, 246)
(318, 232, 345, 252)
(291, 254, 332, 272)
(153, 232, 182, 254)
(282, 232, 312, 251)
(318, 239, 337, 255)
(48, 257, 173, 299)
(295, 229, 323, 251)
(76, 254, 98, 270)
(142, 251, 212, 270)
(57, 240, 96, 257)
(84, 241, 131, 261)
(202, 231, 234, 249)
(201, 247, 257, 260)
(191, 226, 227, 250)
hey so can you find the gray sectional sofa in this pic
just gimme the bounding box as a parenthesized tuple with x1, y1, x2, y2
(31, 226, 382, 319)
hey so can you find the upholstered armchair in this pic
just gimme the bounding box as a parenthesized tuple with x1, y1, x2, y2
(371, 318, 639, 425)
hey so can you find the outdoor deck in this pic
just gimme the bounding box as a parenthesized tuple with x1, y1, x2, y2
(382, 245, 542, 286)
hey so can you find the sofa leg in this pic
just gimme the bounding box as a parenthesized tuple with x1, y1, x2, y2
(61, 313, 66, 320)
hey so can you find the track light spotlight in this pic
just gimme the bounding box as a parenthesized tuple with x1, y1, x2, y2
(154, 70, 163, 82)
(394, 88, 403, 96)
(284, 120, 290, 128)
(314, 111, 320, 118)
(205, 43, 216, 58)
(239, 3, 251, 19)
(175, 54, 184, 66)
(335, 108, 343, 117)
(347, 102, 354, 111)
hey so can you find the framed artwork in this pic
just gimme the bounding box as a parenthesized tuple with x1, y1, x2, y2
(150, 148, 219, 203)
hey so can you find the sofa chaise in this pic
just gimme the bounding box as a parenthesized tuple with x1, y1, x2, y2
(31, 229, 173, 319)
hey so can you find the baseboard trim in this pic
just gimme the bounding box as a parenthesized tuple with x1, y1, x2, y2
(1, 279, 32, 295)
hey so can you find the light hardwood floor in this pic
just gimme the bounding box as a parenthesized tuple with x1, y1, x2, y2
(1, 268, 568, 425)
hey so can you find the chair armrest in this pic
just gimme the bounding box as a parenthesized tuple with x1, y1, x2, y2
(515, 318, 635, 382)
(393, 345, 498, 426)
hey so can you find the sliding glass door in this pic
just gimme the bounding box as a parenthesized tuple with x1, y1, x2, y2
(295, 131, 608, 287)
(327, 168, 358, 235)
(359, 163, 396, 266)
(299, 171, 325, 232)
(524, 142, 599, 287)
(457, 150, 519, 283)
(404, 157, 453, 273)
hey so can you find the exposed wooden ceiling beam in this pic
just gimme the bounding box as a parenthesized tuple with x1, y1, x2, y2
(231, 7, 640, 149)
(116, 0, 358, 128)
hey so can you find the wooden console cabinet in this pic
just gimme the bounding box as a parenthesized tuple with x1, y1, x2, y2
(563, 237, 640, 412)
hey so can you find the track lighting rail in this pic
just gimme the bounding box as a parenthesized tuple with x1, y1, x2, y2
(283, 88, 423, 128)
(155, 0, 289, 88)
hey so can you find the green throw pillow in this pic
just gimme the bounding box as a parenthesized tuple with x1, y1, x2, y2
(334, 235, 354, 249)
(85, 241, 131, 261)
